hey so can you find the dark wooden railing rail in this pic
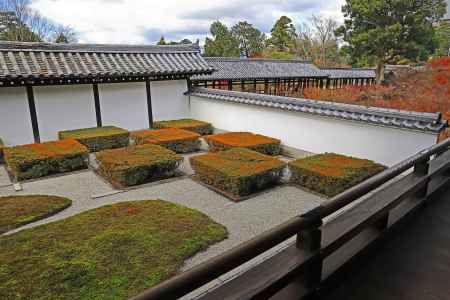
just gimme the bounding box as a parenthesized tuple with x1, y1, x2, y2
(131, 138, 450, 300)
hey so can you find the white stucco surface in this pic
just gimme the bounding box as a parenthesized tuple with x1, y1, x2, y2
(34, 85, 97, 141)
(189, 96, 438, 166)
(151, 80, 189, 121)
(0, 87, 34, 145)
(98, 82, 148, 130)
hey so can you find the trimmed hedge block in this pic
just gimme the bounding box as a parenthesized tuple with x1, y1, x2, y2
(4, 139, 88, 181)
(190, 148, 285, 198)
(96, 144, 183, 187)
(131, 128, 201, 153)
(205, 132, 281, 156)
(58, 126, 129, 152)
(0, 138, 4, 163)
(289, 153, 386, 197)
(153, 119, 213, 136)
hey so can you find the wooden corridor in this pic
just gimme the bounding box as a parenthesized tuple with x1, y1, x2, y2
(321, 184, 450, 300)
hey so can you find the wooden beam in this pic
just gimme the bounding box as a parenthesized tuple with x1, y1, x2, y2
(26, 86, 40, 143)
(92, 83, 102, 127)
(145, 80, 154, 128)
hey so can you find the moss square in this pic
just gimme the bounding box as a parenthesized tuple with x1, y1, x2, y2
(205, 132, 281, 156)
(4, 139, 89, 181)
(96, 144, 183, 187)
(131, 128, 201, 153)
(153, 119, 213, 135)
(190, 148, 285, 199)
(289, 153, 386, 197)
(58, 126, 129, 152)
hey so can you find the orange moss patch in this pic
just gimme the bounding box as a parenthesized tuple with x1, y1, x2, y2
(131, 128, 201, 153)
(59, 126, 129, 152)
(5, 140, 88, 181)
(190, 148, 285, 198)
(153, 119, 213, 135)
(289, 153, 386, 197)
(96, 144, 183, 187)
(205, 132, 281, 156)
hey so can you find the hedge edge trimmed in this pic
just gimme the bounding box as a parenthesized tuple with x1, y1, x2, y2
(153, 119, 213, 136)
(190, 148, 285, 199)
(96, 144, 183, 187)
(4, 139, 89, 181)
(205, 132, 282, 156)
(289, 153, 386, 197)
(131, 128, 201, 153)
(59, 126, 130, 152)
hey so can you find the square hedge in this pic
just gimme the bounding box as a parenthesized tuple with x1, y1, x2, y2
(4, 139, 88, 181)
(131, 128, 201, 153)
(58, 126, 129, 152)
(190, 148, 285, 199)
(289, 153, 386, 197)
(96, 144, 183, 187)
(153, 119, 213, 136)
(205, 132, 281, 156)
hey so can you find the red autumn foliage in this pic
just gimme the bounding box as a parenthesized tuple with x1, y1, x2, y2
(303, 58, 450, 140)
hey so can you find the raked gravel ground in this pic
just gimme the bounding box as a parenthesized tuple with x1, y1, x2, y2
(0, 149, 324, 299)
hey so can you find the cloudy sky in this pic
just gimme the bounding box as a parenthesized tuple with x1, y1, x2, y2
(30, 0, 346, 44)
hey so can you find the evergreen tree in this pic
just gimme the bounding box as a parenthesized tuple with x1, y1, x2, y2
(204, 21, 239, 57)
(157, 36, 167, 45)
(337, 0, 447, 83)
(231, 21, 266, 57)
(267, 16, 297, 52)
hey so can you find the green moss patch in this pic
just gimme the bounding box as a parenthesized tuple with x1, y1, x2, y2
(190, 148, 285, 199)
(205, 132, 281, 156)
(96, 144, 183, 187)
(289, 153, 386, 197)
(0, 200, 227, 299)
(59, 126, 129, 152)
(4, 139, 88, 181)
(153, 119, 213, 136)
(0, 195, 71, 234)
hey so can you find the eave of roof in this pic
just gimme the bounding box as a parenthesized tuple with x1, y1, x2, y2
(0, 41, 214, 84)
(192, 57, 329, 81)
(189, 87, 447, 133)
(321, 67, 376, 79)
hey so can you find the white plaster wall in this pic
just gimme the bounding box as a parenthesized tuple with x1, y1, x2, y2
(98, 82, 148, 130)
(0, 87, 34, 146)
(34, 85, 97, 141)
(151, 80, 189, 121)
(190, 96, 438, 166)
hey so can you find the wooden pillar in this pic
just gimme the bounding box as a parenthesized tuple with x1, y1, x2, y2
(253, 79, 257, 93)
(241, 80, 245, 92)
(228, 80, 232, 91)
(145, 79, 154, 128)
(26, 86, 40, 143)
(264, 79, 268, 94)
(93, 83, 102, 127)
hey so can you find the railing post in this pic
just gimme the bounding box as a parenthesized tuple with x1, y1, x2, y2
(297, 220, 323, 296)
(414, 157, 430, 199)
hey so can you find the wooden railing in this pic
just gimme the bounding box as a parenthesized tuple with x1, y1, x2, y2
(131, 139, 450, 300)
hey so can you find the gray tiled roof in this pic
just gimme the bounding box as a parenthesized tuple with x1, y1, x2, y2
(322, 67, 376, 79)
(190, 87, 447, 133)
(192, 57, 329, 80)
(0, 41, 214, 82)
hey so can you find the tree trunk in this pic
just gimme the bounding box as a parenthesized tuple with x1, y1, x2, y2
(376, 60, 385, 85)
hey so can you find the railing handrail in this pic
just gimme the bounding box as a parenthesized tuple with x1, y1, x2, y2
(131, 138, 450, 300)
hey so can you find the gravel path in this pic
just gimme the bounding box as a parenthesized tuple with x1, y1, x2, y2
(0, 149, 324, 299)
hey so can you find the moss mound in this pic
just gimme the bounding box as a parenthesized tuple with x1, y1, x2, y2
(0, 200, 227, 299)
(0, 195, 72, 234)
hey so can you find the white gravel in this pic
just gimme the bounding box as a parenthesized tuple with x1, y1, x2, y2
(0, 148, 324, 298)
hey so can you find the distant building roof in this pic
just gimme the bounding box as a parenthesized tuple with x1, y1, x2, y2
(321, 67, 376, 79)
(189, 87, 447, 133)
(192, 57, 329, 81)
(0, 41, 214, 85)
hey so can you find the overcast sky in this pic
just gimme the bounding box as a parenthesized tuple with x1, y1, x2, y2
(30, 0, 346, 44)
